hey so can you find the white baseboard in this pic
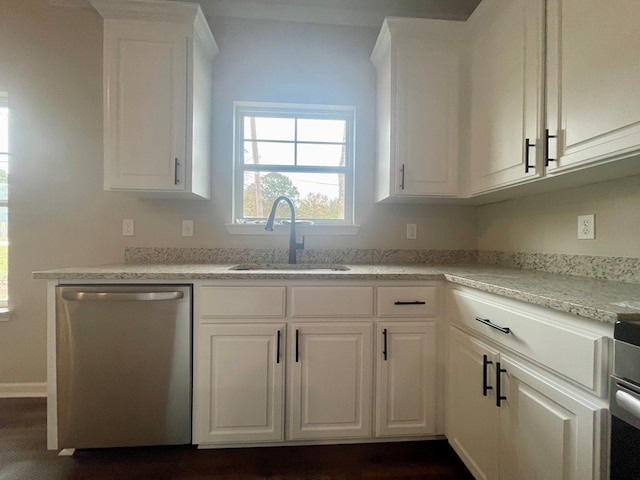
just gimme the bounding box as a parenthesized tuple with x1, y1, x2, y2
(0, 382, 47, 398)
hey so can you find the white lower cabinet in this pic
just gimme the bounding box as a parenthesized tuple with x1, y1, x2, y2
(447, 328, 500, 480)
(498, 354, 602, 480)
(447, 326, 606, 480)
(376, 322, 438, 437)
(193, 323, 285, 444)
(289, 323, 373, 440)
(193, 282, 443, 447)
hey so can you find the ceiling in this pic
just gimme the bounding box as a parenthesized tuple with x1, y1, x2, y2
(200, 0, 483, 27)
(51, 0, 483, 28)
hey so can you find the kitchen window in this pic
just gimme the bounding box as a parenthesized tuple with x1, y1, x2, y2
(0, 94, 8, 311)
(232, 102, 355, 227)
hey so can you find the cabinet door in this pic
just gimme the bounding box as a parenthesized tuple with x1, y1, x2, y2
(546, 0, 640, 171)
(498, 355, 604, 480)
(193, 323, 285, 444)
(103, 20, 187, 191)
(289, 323, 373, 440)
(371, 18, 462, 201)
(376, 322, 438, 437)
(394, 38, 460, 197)
(467, 0, 544, 194)
(447, 327, 500, 480)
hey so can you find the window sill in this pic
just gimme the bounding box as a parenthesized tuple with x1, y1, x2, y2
(226, 223, 360, 236)
(0, 308, 12, 321)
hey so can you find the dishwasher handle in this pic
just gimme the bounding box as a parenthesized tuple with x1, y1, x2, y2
(61, 291, 184, 302)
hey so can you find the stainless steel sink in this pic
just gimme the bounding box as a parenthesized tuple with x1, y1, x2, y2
(229, 263, 350, 271)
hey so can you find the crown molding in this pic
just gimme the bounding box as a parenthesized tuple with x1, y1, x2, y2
(50, 0, 481, 27)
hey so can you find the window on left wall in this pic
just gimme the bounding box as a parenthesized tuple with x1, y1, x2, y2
(0, 94, 8, 309)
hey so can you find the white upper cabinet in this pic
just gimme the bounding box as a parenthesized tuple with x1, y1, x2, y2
(465, 0, 640, 196)
(465, 0, 545, 195)
(371, 18, 463, 201)
(92, 0, 218, 199)
(545, 0, 640, 172)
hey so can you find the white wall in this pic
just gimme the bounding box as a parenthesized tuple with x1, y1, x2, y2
(477, 174, 640, 257)
(0, 1, 477, 384)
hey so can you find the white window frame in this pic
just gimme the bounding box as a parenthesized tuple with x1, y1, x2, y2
(232, 101, 356, 227)
(0, 93, 8, 312)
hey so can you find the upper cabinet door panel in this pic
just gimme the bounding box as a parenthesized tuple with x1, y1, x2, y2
(395, 41, 460, 196)
(96, 0, 218, 199)
(467, 0, 544, 194)
(104, 22, 188, 190)
(371, 18, 463, 201)
(546, 0, 640, 171)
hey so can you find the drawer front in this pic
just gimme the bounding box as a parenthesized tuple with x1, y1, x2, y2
(199, 286, 286, 317)
(377, 286, 438, 317)
(449, 288, 603, 391)
(291, 286, 373, 317)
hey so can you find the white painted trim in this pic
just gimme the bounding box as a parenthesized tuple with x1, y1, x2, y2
(225, 224, 360, 236)
(47, 281, 59, 450)
(90, 0, 201, 23)
(0, 382, 47, 398)
(49, 0, 92, 9)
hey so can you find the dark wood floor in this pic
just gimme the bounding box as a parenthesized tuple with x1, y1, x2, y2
(0, 398, 474, 480)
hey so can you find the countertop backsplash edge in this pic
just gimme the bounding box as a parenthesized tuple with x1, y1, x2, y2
(124, 247, 639, 284)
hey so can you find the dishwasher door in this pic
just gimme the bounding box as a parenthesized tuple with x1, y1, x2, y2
(55, 284, 192, 449)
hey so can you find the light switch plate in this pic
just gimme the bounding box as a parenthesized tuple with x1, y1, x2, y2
(182, 220, 194, 237)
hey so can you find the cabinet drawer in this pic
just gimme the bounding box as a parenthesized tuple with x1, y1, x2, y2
(291, 286, 373, 317)
(448, 288, 605, 392)
(199, 286, 285, 317)
(377, 286, 438, 317)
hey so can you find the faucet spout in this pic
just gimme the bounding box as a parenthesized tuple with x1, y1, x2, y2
(265, 195, 304, 264)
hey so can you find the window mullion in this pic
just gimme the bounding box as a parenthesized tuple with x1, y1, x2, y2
(243, 165, 347, 174)
(294, 117, 299, 167)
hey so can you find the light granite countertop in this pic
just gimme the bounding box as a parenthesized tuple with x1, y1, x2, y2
(33, 263, 640, 324)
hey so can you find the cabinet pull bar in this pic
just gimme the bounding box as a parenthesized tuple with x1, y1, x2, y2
(482, 354, 493, 397)
(496, 362, 507, 407)
(545, 129, 557, 166)
(295, 329, 299, 363)
(382, 328, 388, 361)
(524, 138, 535, 173)
(400, 164, 405, 190)
(276, 330, 281, 364)
(475, 316, 510, 334)
(174, 158, 180, 185)
(394, 301, 426, 305)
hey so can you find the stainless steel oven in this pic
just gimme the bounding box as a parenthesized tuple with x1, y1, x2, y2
(610, 320, 640, 479)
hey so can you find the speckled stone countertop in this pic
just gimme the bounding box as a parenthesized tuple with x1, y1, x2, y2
(33, 263, 640, 324)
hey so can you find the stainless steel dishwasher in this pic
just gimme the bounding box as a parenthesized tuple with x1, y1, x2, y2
(55, 284, 192, 449)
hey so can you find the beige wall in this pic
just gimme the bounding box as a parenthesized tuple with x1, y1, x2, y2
(1, 0, 636, 385)
(477, 174, 640, 258)
(0, 1, 477, 384)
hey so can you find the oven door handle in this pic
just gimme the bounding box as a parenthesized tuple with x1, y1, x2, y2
(616, 389, 640, 420)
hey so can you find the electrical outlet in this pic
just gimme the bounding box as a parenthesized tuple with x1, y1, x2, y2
(406, 223, 417, 240)
(122, 219, 134, 237)
(577, 214, 595, 240)
(182, 220, 194, 237)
